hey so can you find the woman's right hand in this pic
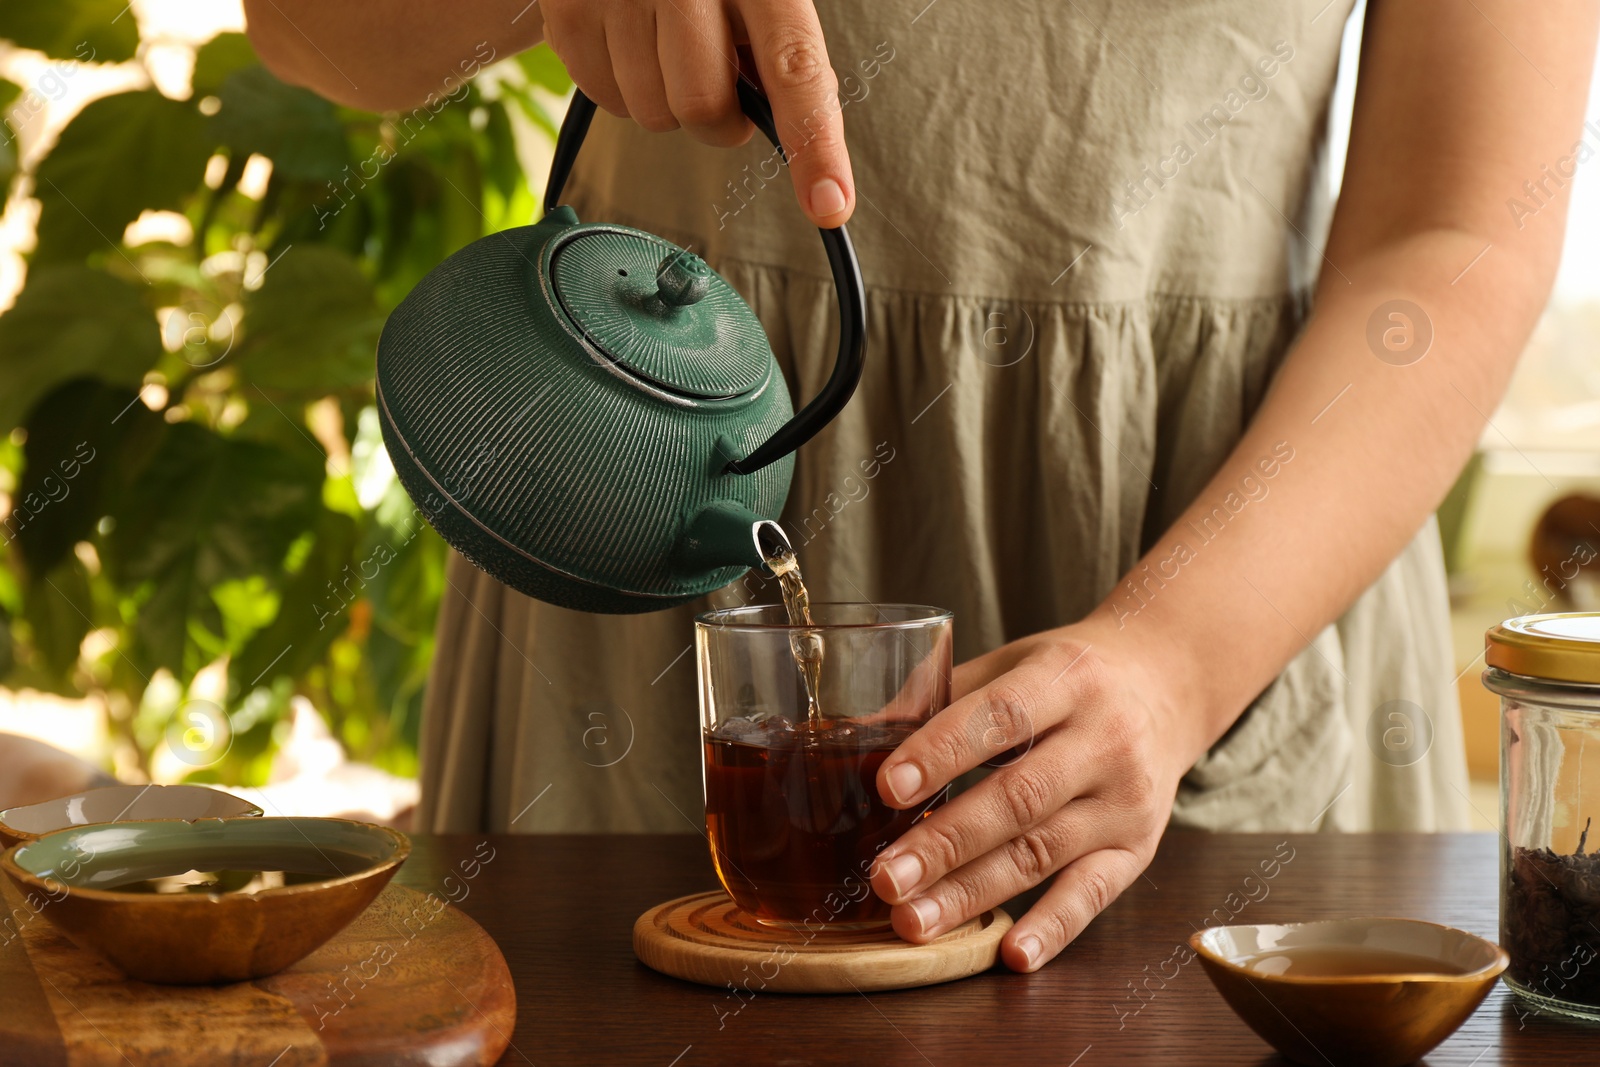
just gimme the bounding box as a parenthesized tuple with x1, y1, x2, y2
(539, 0, 855, 226)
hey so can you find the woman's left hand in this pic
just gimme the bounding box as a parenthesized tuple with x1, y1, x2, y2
(869, 618, 1194, 971)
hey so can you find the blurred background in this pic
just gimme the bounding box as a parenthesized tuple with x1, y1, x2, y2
(0, 0, 571, 825)
(0, 2, 1594, 829)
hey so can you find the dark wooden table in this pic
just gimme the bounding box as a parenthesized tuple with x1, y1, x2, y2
(395, 831, 1591, 1066)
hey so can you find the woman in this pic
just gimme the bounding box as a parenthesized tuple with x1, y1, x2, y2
(247, 0, 1598, 971)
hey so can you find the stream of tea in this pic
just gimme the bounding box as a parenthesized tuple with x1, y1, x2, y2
(703, 532, 930, 926)
(763, 542, 824, 726)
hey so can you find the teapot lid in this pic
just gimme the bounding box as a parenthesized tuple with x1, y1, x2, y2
(550, 228, 771, 400)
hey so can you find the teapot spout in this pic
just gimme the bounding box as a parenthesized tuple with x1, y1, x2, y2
(678, 501, 787, 573)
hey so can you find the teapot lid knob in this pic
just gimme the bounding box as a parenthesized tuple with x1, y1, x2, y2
(549, 230, 770, 398)
(656, 251, 712, 307)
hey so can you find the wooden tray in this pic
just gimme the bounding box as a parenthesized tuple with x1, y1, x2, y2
(634, 891, 1011, 993)
(0, 877, 515, 1066)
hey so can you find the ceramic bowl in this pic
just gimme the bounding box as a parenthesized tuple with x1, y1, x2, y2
(0, 817, 409, 984)
(0, 784, 263, 846)
(1190, 918, 1508, 1067)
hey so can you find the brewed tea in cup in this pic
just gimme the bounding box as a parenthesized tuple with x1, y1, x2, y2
(697, 600, 952, 930)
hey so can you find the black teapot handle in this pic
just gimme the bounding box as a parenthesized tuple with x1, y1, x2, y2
(542, 82, 867, 477)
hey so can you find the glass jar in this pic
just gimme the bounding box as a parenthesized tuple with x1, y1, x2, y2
(1486, 612, 1600, 1020)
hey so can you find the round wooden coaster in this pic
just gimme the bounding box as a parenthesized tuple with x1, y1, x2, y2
(633, 891, 1011, 993)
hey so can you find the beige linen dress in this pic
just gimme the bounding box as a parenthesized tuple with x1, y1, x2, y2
(416, 0, 1472, 834)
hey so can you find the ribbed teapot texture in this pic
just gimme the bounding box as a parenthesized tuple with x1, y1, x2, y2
(375, 206, 793, 614)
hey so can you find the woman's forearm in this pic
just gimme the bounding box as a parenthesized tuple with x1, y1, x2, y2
(246, 1, 856, 224)
(1085, 230, 1548, 764)
(243, 0, 544, 111)
(1085, 0, 1598, 769)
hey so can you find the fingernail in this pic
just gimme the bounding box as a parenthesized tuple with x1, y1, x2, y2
(1016, 934, 1042, 969)
(908, 896, 941, 936)
(886, 762, 923, 804)
(809, 177, 847, 217)
(881, 852, 923, 898)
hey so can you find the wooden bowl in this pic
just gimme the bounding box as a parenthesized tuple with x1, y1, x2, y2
(1190, 918, 1507, 1067)
(0, 784, 263, 846)
(0, 817, 409, 984)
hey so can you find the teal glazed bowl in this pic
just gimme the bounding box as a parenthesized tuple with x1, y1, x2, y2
(0, 817, 409, 984)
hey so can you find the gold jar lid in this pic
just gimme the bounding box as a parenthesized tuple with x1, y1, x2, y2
(1486, 613, 1600, 684)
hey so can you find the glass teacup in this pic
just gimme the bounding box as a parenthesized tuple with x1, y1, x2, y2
(696, 603, 952, 930)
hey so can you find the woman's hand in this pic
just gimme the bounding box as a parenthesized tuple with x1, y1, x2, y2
(540, 0, 855, 226)
(869, 618, 1194, 971)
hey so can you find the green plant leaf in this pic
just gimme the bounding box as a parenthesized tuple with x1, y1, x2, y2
(0, 117, 15, 201)
(0, 553, 21, 615)
(229, 507, 356, 699)
(13, 379, 159, 579)
(190, 32, 257, 98)
(32, 91, 211, 264)
(105, 423, 323, 677)
(0, 0, 138, 64)
(105, 423, 324, 587)
(501, 46, 571, 143)
(498, 83, 558, 141)
(0, 15, 560, 778)
(185, 679, 290, 786)
(0, 78, 18, 197)
(22, 556, 93, 683)
(361, 519, 442, 731)
(481, 99, 520, 202)
(210, 65, 346, 182)
(0, 265, 162, 435)
(363, 479, 443, 638)
(239, 245, 381, 391)
(0, 609, 14, 682)
(515, 45, 572, 94)
(209, 573, 280, 653)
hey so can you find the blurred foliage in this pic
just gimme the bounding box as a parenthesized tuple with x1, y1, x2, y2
(0, 14, 571, 783)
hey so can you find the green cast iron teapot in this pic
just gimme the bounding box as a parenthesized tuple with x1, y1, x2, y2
(375, 83, 866, 613)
